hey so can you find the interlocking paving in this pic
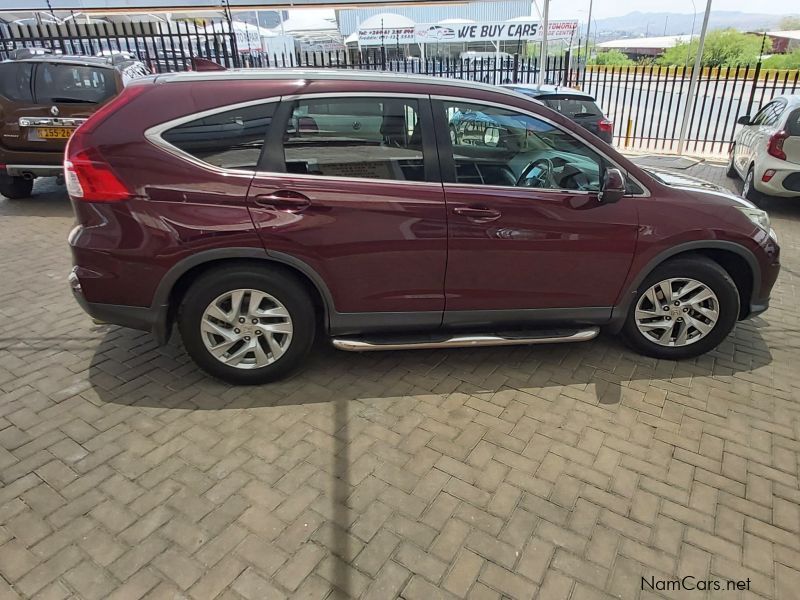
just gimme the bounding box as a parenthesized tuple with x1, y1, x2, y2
(0, 159, 798, 600)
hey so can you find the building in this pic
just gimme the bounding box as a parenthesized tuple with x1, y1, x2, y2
(596, 35, 695, 60)
(762, 30, 800, 53)
(336, 0, 530, 36)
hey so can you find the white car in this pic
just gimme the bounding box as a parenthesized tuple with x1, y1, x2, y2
(728, 94, 800, 203)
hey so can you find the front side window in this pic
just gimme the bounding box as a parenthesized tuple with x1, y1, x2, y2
(34, 63, 116, 104)
(283, 97, 425, 182)
(162, 103, 275, 170)
(443, 101, 603, 191)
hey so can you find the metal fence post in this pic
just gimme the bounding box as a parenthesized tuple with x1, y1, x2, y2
(745, 61, 762, 117)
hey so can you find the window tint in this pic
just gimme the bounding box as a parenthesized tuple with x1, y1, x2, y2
(0, 63, 34, 102)
(162, 103, 275, 170)
(752, 100, 785, 126)
(443, 101, 603, 191)
(787, 108, 800, 136)
(34, 62, 117, 104)
(283, 97, 425, 181)
(542, 97, 602, 120)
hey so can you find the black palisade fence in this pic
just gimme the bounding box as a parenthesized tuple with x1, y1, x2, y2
(2, 20, 798, 156)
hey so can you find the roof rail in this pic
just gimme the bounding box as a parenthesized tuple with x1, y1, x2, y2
(9, 47, 52, 60)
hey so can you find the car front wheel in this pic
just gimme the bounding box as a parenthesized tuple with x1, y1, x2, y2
(742, 166, 764, 206)
(622, 257, 739, 360)
(0, 174, 34, 200)
(178, 267, 315, 384)
(726, 145, 738, 178)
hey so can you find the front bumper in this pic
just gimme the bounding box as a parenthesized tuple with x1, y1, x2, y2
(69, 269, 170, 344)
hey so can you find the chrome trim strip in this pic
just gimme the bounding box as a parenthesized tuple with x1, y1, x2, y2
(332, 327, 599, 352)
(431, 94, 652, 197)
(18, 117, 87, 127)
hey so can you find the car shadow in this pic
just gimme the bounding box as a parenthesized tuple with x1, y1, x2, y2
(87, 321, 773, 411)
(0, 179, 72, 218)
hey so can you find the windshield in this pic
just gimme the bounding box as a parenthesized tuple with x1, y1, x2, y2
(542, 97, 602, 119)
(34, 62, 116, 104)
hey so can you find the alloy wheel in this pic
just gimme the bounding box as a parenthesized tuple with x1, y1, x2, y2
(635, 278, 720, 347)
(200, 288, 293, 369)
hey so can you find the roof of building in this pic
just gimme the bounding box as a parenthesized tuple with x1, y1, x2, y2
(765, 30, 800, 41)
(358, 12, 416, 29)
(597, 34, 694, 50)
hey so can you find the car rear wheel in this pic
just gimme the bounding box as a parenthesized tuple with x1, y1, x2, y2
(622, 257, 739, 360)
(0, 174, 34, 200)
(178, 267, 315, 384)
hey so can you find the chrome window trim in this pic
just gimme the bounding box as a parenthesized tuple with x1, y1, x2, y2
(146, 92, 443, 186)
(144, 96, 281, 177)
(432, 94, 651, 197)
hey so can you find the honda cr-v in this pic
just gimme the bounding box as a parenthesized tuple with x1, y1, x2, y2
(67, 70, 780, 384)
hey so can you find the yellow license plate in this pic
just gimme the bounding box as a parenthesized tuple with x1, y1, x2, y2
(36, 127, 74, 139)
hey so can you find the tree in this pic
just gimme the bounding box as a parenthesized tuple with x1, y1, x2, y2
(777, 16, 800, 31)
(657, 30, 769, 67)
(763, 48, 800, 69)
(590, 49, 635, 66)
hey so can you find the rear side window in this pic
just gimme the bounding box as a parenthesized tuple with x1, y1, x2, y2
(785, 108, 800, 136)
(34, 62, 117, 104)
(283, 97, 425, 182)
(161, 102, 275, 170)
(0, 63, 34, 102)
(542, 97, 602, 120)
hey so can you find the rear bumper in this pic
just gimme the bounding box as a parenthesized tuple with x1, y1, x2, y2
(69, 268, 170, 344)
(6, 164, 63, 177)
(1, 148, 65, 177)
(753, 161, 800, 197)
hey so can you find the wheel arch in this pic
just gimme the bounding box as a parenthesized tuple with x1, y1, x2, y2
(608, 240, 759, 332)
(152, 248, 334, 342)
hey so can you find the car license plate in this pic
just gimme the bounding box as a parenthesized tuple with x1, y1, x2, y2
(35, 127, 74, 139)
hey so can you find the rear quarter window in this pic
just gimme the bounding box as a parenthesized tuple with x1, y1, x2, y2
(34, 62, 117, 104)
(160, 102, 276, 171)
(787, 108, 800, 136)
(0, 62, 34, 102)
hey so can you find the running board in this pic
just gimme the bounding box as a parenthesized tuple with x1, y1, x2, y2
(332, 327, 599, 352)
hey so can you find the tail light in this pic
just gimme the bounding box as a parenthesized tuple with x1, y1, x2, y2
(64, 85, 148, 202)
(598, 119, 613, 134)
(767, 130, 788, 160)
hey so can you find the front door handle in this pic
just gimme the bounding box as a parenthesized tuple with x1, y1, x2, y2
(453, 206, 501, 222)
(253, 190, 311, 213)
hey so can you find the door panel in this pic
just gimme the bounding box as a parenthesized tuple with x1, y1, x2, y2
(435, 99, 638, 313)
(444, 185, 638, 310)
(248, 175, 447, 314)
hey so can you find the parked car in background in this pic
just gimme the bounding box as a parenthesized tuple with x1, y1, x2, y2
(728, 94, 800, 204)
(503, 84, 614, 144)
(0, 48, 149, 199)
(67, 70, 779, 384)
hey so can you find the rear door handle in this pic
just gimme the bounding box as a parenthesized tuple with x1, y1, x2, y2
(253, 190, 311, 213)
(453, 206, 501, 222)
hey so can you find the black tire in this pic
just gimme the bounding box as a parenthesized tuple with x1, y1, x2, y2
(725, 145, 738, 178)
(621, 256, 740, 360)
(0, 174, 33, 200)
(742, 166, 764, 206)
(178, 266, 316, 384)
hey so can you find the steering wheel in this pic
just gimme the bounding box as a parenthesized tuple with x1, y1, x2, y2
(517, 158, 556, 188)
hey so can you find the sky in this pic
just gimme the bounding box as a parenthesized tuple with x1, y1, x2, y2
(289, 1, 795, 24)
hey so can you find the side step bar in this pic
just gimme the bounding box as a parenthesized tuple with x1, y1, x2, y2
(332, 327, 599, 352)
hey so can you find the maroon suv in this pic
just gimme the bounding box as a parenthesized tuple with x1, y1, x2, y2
(67, 70, 780, 384)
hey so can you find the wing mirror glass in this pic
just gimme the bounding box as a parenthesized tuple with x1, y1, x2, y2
(737, 115, 751, 125)
(599, 167, 626, 204)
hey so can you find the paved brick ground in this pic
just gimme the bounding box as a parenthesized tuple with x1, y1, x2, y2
(0, 159, 799, 600)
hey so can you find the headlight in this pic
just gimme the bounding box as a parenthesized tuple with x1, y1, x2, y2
(736, 206, 770, 232)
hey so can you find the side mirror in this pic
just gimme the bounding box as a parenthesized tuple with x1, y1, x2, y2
(737, 115, 751, 125)
(599, 168, 626, 204)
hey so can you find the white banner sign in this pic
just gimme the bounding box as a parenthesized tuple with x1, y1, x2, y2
(357, 19, 578, 46)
